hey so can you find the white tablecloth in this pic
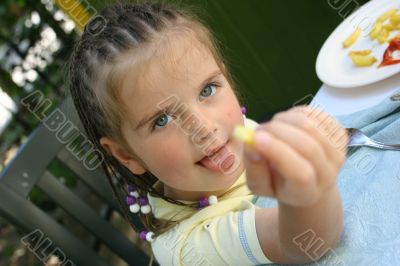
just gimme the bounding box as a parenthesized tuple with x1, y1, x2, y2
(311, 73, 400, 116)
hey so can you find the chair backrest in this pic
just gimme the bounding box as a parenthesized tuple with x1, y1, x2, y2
(0, 96, 150, 266)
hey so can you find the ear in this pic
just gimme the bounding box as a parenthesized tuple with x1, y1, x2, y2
(99, 137, 146, 175)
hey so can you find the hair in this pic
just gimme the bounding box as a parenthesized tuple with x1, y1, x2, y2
(68, 0, 244, 238)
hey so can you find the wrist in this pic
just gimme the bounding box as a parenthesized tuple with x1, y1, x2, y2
(277, 186, 343, 262)
(280, 183, 340, 210)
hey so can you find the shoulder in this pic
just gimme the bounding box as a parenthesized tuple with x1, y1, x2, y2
(151, 199, 273, 265)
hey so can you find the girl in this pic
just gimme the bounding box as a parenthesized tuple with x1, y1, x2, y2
(68, 1, 348, 265)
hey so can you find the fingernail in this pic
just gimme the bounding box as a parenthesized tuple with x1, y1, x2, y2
(254, 131, 271, 146)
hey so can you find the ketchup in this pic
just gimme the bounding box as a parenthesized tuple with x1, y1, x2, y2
(379, 36, 400, 67)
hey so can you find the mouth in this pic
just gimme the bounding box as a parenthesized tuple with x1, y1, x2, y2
(196, 140, 236, 172)
(207, 142, 227, 157)
(197, 141, 227, 162)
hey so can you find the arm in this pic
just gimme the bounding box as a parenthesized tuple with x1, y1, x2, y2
(255, 187, 343, 264)
(244, 106, 348, 264)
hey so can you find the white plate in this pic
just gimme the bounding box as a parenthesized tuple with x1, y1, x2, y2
(316, 0, 400, 88)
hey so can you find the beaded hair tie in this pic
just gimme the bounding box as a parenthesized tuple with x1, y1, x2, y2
(126, 185, 152, 214)
(125, 185, 220, 241)
(125, 184, 155, 242)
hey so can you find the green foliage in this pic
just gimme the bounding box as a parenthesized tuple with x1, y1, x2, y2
(48, 158, 78, 188)
(3, 244, 15, 257)
(0, 0, 76, 168)
(0, 0, 26, 27)
(29, 187, 57, 212)
(1, 122, 24, 148)
(28, 158, 78, 211)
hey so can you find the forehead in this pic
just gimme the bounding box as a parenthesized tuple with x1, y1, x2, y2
(119, 31, 219, 121)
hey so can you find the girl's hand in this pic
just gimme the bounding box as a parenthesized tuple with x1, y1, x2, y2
(244, 105, 348, 207)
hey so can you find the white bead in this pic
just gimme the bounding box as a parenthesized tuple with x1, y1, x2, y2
(141, 205, 151, 214)
(130, 191, 140, 198)
(208, 195, 218, 205)
(129, 203, 140, 213)
(146, 232, 155, 242)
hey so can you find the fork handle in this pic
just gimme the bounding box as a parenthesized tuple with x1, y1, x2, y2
(365, 142, 400, 151)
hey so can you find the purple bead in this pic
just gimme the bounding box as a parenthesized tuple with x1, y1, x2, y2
(126, 196, 136, 205)
(198, 197, 209, 208)
(138, 196, 148, 206)
(240, 106, 247, 114)
(139, 230, 148, 241)
(127, 184, 136, 192)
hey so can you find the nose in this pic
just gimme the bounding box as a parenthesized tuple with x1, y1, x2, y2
(183, 109, 218, 146)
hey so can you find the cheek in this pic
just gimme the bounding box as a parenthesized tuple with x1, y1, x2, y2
(231, 106, 244, 122)
(145, 138, 187, 174)
(222, 96, 243, 124)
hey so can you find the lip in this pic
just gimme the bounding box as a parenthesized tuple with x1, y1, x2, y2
(196, 141, 228, 163)
(207, 142, 227, 157)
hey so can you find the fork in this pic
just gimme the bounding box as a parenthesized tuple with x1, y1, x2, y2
(346, 128, 400, 150)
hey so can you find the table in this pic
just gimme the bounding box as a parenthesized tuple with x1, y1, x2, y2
(311, 73, 400, 116)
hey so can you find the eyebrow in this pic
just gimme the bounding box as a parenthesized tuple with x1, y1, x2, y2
(135, 69, 223, 131)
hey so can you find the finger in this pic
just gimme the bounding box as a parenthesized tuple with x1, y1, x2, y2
(252, 130, 317, 190)
(243, 148, 275, 197)
(292, 106, 348, 152)
(272, 109, 347, 168)
(256, 121, 336, 188)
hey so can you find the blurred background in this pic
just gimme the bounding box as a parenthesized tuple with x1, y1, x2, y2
(0, 0, 369, 265)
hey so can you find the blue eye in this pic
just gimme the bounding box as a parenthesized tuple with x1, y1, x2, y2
(199, 84, 217, 100)
(153, 114, 172, 129)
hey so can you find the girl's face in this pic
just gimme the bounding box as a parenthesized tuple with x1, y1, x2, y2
(103, 34, 245, 201)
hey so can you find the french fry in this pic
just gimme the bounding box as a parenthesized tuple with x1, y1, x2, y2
(378, 29, 389, 44)
(233, 125, 255, 146)
(377, 8, 397, 23)
(349, 53, 377, 67)
(385, 22, 400, 32)
(342, 8, 400, 69)
(370, 22, 383, 40)
(383, 23, 394, 32)
(390, 14, 400, 25)
(343, 27, 362, 48)
(393, 24, 400, 30)
(349, 50, 372, 56)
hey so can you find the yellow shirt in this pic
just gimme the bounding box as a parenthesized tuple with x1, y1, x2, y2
(149, 117, 273, 266)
